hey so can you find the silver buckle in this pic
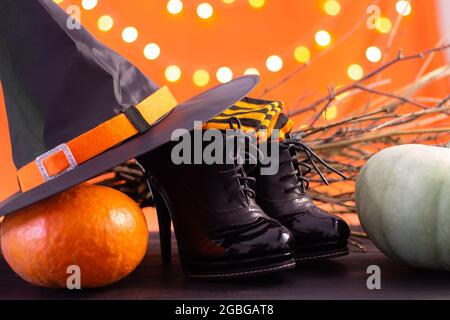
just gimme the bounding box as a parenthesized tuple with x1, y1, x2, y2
(35, 143, 78, 182)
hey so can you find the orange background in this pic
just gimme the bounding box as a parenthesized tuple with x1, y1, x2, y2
(0, 0, 448, 202)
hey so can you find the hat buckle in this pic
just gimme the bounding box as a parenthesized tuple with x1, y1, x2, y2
(35, 143, 78, 182)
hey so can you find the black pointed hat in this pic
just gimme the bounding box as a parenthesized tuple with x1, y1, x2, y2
(0, 0, 259, 216)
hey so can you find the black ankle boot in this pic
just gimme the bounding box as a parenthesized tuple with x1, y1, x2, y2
(137, 138, 295, 279)
(249, 134, 350, 262)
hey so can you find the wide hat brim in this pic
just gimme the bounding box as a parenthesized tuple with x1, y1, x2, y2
(0, 75, 259, 217)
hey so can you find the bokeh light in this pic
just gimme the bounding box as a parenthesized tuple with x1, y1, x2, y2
(167, 0, 183, 15)
(193, 69, 210, 87)
(122, 27, 139, 43)
(376, 17, 392, 34)
(266, 55, 283, 72)
(216, 67, 233, 83)
(294, 46, 311, 63)
(143, 43, 161, 60)
(222, 0, 235, 3)
(197, 3, 214, 19)
(53, 0, 64, 4)
(396, 0, 412, 16)
(324, 0, 341, 16)
(249, 0, 265, 9)
(322, 105, 338, 120)
(315, 30, 332, 47)
(165, 65, 182, 82)
(81, 0, 97, 10)
(97, 15, 114, 32)
(365, 46, 382, 63)
(244, 68, 260, 75)
(347, 64, 364, 80)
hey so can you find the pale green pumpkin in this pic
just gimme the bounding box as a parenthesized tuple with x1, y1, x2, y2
(356, 144, 450, 271)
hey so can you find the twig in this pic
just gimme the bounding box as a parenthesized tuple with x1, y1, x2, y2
(354, 84, 428, 109)
(290, 45, 450, 118)
(311, 127, 450, 151)
(371, 101, 450, 131)
(354, 65, 450, 115)
(299, 107, 392, 138)
(349, 238, 367, 253)
(309, 86, 336, 125)
(415, 29, 450, 81)
(351, 231, 369, 238)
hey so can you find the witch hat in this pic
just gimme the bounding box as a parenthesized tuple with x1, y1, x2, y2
(0, 0, 258, 216)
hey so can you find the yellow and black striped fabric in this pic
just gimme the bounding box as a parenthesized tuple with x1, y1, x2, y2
(203, 97, 293, 140)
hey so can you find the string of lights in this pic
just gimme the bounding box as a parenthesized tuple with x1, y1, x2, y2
(53, 0, 413, 89)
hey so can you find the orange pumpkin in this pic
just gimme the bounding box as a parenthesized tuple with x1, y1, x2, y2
(0, 184, 148, 288)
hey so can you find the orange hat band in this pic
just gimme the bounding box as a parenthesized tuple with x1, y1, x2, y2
(17, 86, 178, 193)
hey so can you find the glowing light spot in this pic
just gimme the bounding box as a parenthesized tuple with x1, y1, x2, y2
(396, 0, 412, 16)
(222, 0, 235, 3)
(197, 3, 214, 19)
(244, 68, 260, 75)
(347, 64, 364, 80)
(266, 55, 283, 72)
(165, 65, 182, 82)
(167, 0, 183, 15)
(376, 17, 392, 34)
(143, 43, 161, 60)
(249, 0, 265, 9)
(193, 69, 210, 87)
(294, 46, 311, 63)
(81, 0, 97, 10)
(216, 67, 233, 83)
(322, 105, 338, 120)
(365, 46, 382, 63)
(315, 30, 332, 47)
(122, 27, 138, 43)
(97, 15, 114, 32)
(53, 0, 64, 4)
(324, 0, 341, 16)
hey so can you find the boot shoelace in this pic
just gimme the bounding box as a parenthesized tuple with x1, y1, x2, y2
(279, 138, 347, 194)
(219, 117, 259, 203)
(225, 117, 346, 195)
(219, 165, 256, 202)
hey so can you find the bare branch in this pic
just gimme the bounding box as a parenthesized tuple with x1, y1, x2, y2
(290, 45, 450, 118)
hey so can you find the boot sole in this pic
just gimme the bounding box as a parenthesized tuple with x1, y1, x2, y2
(295, 242, 349, 263)
(184, 253, 296, 279)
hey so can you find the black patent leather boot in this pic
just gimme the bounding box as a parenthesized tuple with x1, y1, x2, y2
(137, 137, 295, 279)
(249, 134, 350, 262)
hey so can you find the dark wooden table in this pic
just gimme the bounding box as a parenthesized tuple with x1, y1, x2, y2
(1, 233, 450, 300)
